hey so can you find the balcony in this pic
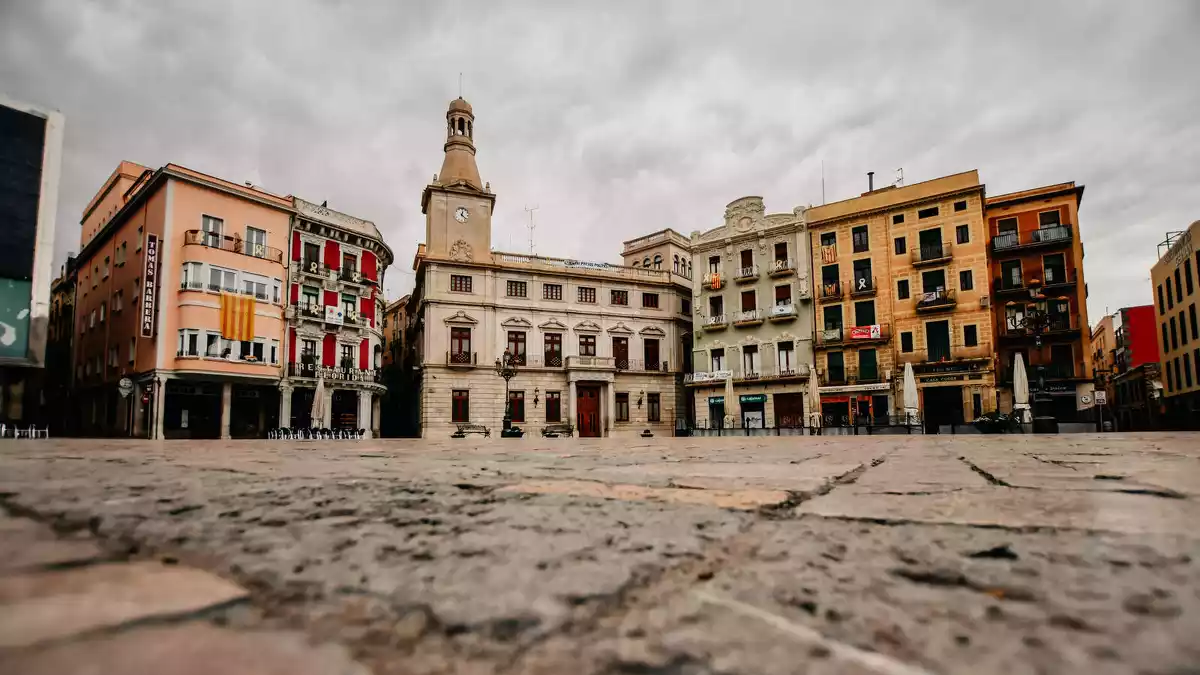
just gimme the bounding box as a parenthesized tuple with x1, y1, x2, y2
(1000, 362, 1078, 385)
(1042, 267, 1078, 292)
(298, 259, 331, 280)
(911, 241, 952, 267)
(734, 265, 759, 283)
(298, 303, 326, 320)
(991, 225, 1073, 253)
(1000, 313, 1081, 340)
(566, 355, 615, 370)
(615, 358, 670, 372)
(819, 368, 848, 386)
(817, 327, 844, 347)
(447, 351, 477, 367)
(180, 280, 205, 291)
(339, 266, 372, 285)
(287, 360, 381, 383)
(849, 276, 876, 298)
(896, 341, 991, 368)
(817, 323, 891, 348)
(733, 309, 764, 326)
(993, 275, 1027, 296)
(703, 314, 728, 330)
(184, 230, 284, 264)
(702, 272, 724, 290)
(687, 363, 810, 385)
(767, 303, 797, 321)
(818, 281, 843, 303)
(769, 258, 796, 277)
(915, 289, 957, 313)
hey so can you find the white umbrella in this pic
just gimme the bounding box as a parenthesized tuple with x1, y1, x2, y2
(902, 362, 919, 425)
(723, 370, 736, 429)
(808, 363, 821, 429)
(1013, 352, 1030, 422)
(311, 376, 326, 428)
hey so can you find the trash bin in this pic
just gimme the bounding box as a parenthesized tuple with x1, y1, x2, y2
(1032, 416, 1059, 434)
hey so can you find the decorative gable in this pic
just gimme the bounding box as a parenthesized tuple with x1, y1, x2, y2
(501, 316, 533, 328)
(607, 322, 634, 335)
(538, 318, 567, 331)
(574, 320, 601, 334)
(443, 310, 479, 325)
(638, 325, 667, 337)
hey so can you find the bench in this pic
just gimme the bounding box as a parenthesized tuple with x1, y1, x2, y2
(452, 423, 490, 438)
(541, 423, 574, 437)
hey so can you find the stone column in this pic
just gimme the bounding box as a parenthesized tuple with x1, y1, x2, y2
(357, 390, 372, 438)
(220, 381, 233, 439)
(152, 378, 166, 440)
(279, 385, 292, 429)
(323, 388, 334, 428)
(371, 395, 381, 437)
(605, 382, 616, 437)
(132, 384, 146, 438)
(568, 380, 577, 430)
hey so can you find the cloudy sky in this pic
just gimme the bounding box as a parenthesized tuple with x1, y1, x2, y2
(3, 0, 1197, 320)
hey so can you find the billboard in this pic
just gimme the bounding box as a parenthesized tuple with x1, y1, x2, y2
(0, 96, 64, 367)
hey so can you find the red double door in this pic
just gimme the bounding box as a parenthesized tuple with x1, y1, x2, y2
(576, 385, 601, 437)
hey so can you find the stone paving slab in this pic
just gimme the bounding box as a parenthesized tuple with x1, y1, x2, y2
(0, 560, 248, 647)
(0, 516, 103, 572)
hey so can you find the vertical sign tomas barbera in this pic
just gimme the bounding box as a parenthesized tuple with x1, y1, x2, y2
(141, 234, 159, 338)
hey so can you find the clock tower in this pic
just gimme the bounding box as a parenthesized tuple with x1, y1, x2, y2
(421, 97, 495, 261)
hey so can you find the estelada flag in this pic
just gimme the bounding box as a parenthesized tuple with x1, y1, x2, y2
(220, 292, 255, 341)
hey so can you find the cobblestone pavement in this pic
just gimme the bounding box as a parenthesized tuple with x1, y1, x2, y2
(1, 434, 1198, 674)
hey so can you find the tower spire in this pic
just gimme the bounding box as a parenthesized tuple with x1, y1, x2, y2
(438, 97, 482, 191)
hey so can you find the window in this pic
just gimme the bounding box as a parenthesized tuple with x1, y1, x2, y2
(742, 344, 760, 376)
(544, 333, 562, 366)
(178, 329, 200, 356)
(451, 275, 472, 293)
(673, 255, 680, 273)
(959, 269, 973, 291)
(648, 393, 661, 422)
(543, 283, 562, 300)
(611, 289, 629, 305)
(449, 327, 471, 362)
(113, 290, 123, 313)
(99, 302, 106, 323)
(507, 331, 527, 364)
(707, 255, 720, 274)
(854, 300, 875, 326)
(129, 338, 136, 363)
(545, 391, 561, 423)
(509, 391, 525, 423)
(820, 232, 836, 248)
(303, 242, 321, 269)
(181, 262, 204, 290)
(244, 275, 269, 301)
(777, 341, 795, 373)
(209, 266, 236, 292)
(964, 325, 978, 347)
(918, 206, 939, 219)
(301, 339, 318, 361)
(1186, 353, 1194, 389)
(644, 338, 660, 370)
(681, 298, 691, 315)
(89, 309, 96, 328)
(897, 279, 910, 300)
(1170, 316, 1178, 350)
(894, 236, 906, 255)
(102, 257, 110, 278)
(739, 290, 755, 313)
(272, 279, 281, 304)
(824, 305, 843, 330)
(1038, 210, 1061, 228)
(341, 294, 356, 320)
(892, 214, 904, 224)
(1186, 259, 1194, 296)
(339, 343, 354, 368)
(851, 225, 869, 253)
(709, 295, 723, 317)
(1182, 310, 1190, 346)
(270, 340, 279, 365)
(452, 390, 470, 422)
(578, 287, 596, 303)
(108, 346, 118, 367)
(901, 332, 914, 353)
(711, 348, 725, 371)
(1162, 323, 1170, 353)
(615, 393, 630, 422)
(136, 226, 144, 251)
(1168, 282, 1174, 309)
(774, 242, 788, 261)
(956, 224, 970, 244)
(653, 254, 662, 269)
(579, 334, 596, 356)
(301, 286, 320, 310)
(506, 280, 527, 298)
(1175, 268, 1183, 302)
(201, 215, 224, 246)
(642, 292, 659, 309)
(954, 200, 967, 212)
(1175, 358, 1183, 392)
(240, 339, 266, 362)
(243, 226, 267, 257)
(1191, 304, 1198, 341)
(775, 284, 792, 305)
(643, 257, 650, 268)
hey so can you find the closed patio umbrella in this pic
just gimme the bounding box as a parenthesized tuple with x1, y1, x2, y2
(1013, 352, 1030, 422)
(808, 363, 821, 429)
(903, 362, 919, 425)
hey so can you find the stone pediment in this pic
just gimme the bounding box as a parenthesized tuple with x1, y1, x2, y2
(444, 310, 479, 325)
(574, 320, 601, 333)
(638, 326, 667, 337)
(607, 322, 634, 335)
(501, 316, 533, 328)
(539, 318, 567, 331)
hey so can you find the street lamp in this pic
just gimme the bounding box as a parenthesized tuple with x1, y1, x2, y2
(493, 348, 522, 438)
(1018, 279, 1056, 432)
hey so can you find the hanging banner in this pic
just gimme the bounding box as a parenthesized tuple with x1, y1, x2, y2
(140, 234, 159, 338)
(849, 325, 882, 340)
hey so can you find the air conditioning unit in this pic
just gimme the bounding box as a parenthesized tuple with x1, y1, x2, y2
(980, 296, 991, 308)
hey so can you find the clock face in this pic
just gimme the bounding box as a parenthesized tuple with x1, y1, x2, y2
(454, 206, 469, 223)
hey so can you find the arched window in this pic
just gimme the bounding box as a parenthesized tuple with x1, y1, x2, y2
(643, 257, 651, 268)
(673, 255, 679, 273)
(653, 254, 662, 269)
(457, 118, 465, 135)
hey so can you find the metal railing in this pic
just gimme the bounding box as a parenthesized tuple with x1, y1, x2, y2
(686, 363, 811, 383)
(818, 327, 844, 346)
(849, 276, 876, 296)
(184, 230, 284, 264)
(299, 259, 331, 277)
(615, 358, 670, 372)
(566, 355, 615, 369)
(994, 275, 1025, 292)
(768, 303, 797, 320)
(299, 303, 325, 319)
(915, 288, 956, 311)
(734, 265, 759, 281)
(447, 351, 476, 366)
(818, 281, 843, 301)
(734, 309, 764, 324)
(704, 314, 728, 327)
(992, 225, 1073, 252)
(769, 258, 796, 276)
(912, 241, 951, 265)
(702, 272, 724, 289)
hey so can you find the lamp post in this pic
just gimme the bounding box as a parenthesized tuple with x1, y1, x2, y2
(1018, 279, 1056, 433)
(494, 348, 522, 438)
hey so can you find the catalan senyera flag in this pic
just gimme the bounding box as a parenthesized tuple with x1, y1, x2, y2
(220, 292, 255, 341)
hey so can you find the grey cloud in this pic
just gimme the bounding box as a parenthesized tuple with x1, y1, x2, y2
(1, 0, 1198, 317)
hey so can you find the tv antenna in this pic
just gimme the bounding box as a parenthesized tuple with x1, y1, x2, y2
(894, 168, 904, 187)
(524, 204, 539, 255)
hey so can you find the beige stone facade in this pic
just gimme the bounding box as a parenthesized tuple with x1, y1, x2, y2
(408, 99, 691, 438)
(807, 171, 996, 430)
(687, 197, 816, 430)
(1151, 219, 1200, 427)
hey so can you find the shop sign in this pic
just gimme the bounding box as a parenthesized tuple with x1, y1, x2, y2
(1095, 390, 1107, 405)
(691, 370, 732, 383)
(140, 234, 159, 337)
(915, 361, 980, 375)
(324, 305, 344, 325)
(923, 375, 965, 383)
(739, 394, 767, 404)
(708, 396, 725, 404)
(849, 325, 881, 340)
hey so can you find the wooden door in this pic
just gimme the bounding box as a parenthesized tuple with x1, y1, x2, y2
(577, 385, 600, 437)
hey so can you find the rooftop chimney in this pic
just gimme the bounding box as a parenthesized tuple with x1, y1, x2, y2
(868, 171, 875, 192)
